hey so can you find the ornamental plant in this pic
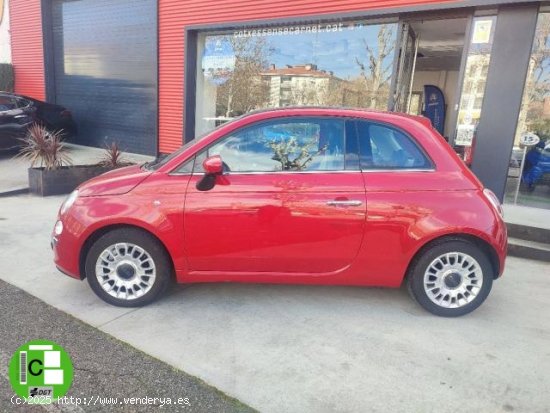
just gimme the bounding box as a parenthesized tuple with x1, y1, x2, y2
(98, 141, 132, 168)
(17, 123, 71, 170)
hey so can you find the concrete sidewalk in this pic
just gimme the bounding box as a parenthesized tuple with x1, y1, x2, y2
(0, 194, 549, 412)
(503, 203, 550, 230)
(0, 279, 254, 413)
(0, 144, 153, 195)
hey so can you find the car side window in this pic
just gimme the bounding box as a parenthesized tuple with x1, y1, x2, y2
(16, 98, 31, 108)
(356, 120, 432, 170)
(0, 96, 17, 112)
(174, 156, 195, 174)
(193, 118, 347, 173)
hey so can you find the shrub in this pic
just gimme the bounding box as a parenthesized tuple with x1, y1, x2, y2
(17, 124, 72, 170)
(98, 141, 132, 168)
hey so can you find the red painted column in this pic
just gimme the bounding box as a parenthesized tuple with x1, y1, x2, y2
(9, 0, 45, 100)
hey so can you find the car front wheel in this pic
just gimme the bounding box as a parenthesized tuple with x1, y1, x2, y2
(85, 228, 171, 307)
(407, 239, 494, 317)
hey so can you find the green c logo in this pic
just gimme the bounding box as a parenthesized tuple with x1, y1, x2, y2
(29, 359, 44, 376)
(8, 340, 73, 403)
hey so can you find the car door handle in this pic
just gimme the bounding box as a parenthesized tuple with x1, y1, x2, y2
(326, 200, 363, 207)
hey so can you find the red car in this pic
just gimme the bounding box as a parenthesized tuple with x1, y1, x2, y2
(52, 108, 507, 317)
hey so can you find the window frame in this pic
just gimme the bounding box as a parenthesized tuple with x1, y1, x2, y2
(175, 116, 363, 175)
(350, 119, 435, 172)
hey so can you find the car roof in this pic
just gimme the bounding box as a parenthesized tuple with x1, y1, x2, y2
(0, 91, 36, 101)
(238, 106, 434, 129)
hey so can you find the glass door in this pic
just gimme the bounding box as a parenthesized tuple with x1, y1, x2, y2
(504, 11, 550, 210)
(392, 23, 418, 113)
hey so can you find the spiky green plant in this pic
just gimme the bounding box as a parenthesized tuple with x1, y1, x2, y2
(17, 124, 72, 170)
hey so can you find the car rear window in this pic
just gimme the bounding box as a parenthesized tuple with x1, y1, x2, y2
(355, 120, 433, 170)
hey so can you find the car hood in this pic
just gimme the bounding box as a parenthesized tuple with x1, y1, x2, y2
(78, 165, 152, 196)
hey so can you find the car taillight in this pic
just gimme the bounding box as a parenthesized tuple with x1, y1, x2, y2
(60, 110, 72, 118)
(483, 188, 503, 217)
(463, 131, 477, 167)
(463, 145, 473, 166)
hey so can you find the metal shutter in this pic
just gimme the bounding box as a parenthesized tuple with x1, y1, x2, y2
(51, 0, 157, 155)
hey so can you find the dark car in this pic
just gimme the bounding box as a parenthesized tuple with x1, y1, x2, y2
(0, 92, 77, 151)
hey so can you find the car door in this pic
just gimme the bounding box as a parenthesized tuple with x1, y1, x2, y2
(183, 117, 367, 275)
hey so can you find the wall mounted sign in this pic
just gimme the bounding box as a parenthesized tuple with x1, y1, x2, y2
(233, 22, 347, 38)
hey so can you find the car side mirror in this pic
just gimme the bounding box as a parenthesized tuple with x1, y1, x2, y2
(197, 155, 224, 191)
(202, 155, 223, 175)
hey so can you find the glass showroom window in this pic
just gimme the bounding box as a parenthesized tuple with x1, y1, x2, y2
(504, 12, 550, 210)
(454, 16, 497, 148)
(195, 20, 398, 136)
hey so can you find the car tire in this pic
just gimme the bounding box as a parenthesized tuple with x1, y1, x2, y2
(407, 239, 494, 317)
(85, 228, 171, 307)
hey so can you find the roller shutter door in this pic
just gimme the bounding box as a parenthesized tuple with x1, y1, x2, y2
(51, 0, 157, 155)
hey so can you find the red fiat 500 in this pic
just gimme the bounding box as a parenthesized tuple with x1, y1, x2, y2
(52, 108, 507, 317)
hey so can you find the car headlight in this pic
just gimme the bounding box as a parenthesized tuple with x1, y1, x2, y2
(54, 220, 63, 236)
(60, 190, 79, 215)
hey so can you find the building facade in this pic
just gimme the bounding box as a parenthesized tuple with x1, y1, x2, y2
(6, 0, 550, 209)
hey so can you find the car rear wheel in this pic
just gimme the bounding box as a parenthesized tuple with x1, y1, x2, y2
(407, 239, 494, 317)
(85, 228, 171, 307)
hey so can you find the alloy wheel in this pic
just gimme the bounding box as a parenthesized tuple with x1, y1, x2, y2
(423, 252, 483, 309)
(95, 242, 156, 301)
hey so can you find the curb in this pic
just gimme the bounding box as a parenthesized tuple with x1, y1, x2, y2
(0, 187, 30, 198)
(506, 222, 550, 263)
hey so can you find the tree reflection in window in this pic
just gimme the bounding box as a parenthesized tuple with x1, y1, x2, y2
(197, 22, 398, 135)
(516, 13, 550, 141)
(205, 119, 345, 172)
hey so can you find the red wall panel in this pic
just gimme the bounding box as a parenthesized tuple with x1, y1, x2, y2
(158, 0, 458, 153)
(9, 0, 45, 101)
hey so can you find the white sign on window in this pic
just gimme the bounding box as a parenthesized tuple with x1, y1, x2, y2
(472, 20, 492, 44)
(202, 37, 236, 86)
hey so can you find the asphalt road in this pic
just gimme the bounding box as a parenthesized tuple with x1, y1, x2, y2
(0, 279, 255, 413)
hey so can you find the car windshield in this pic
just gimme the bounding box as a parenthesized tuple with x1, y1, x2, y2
(143, 114, 251, 171)
(143, 140, 196, 171)
(142, 129, 217, 171)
